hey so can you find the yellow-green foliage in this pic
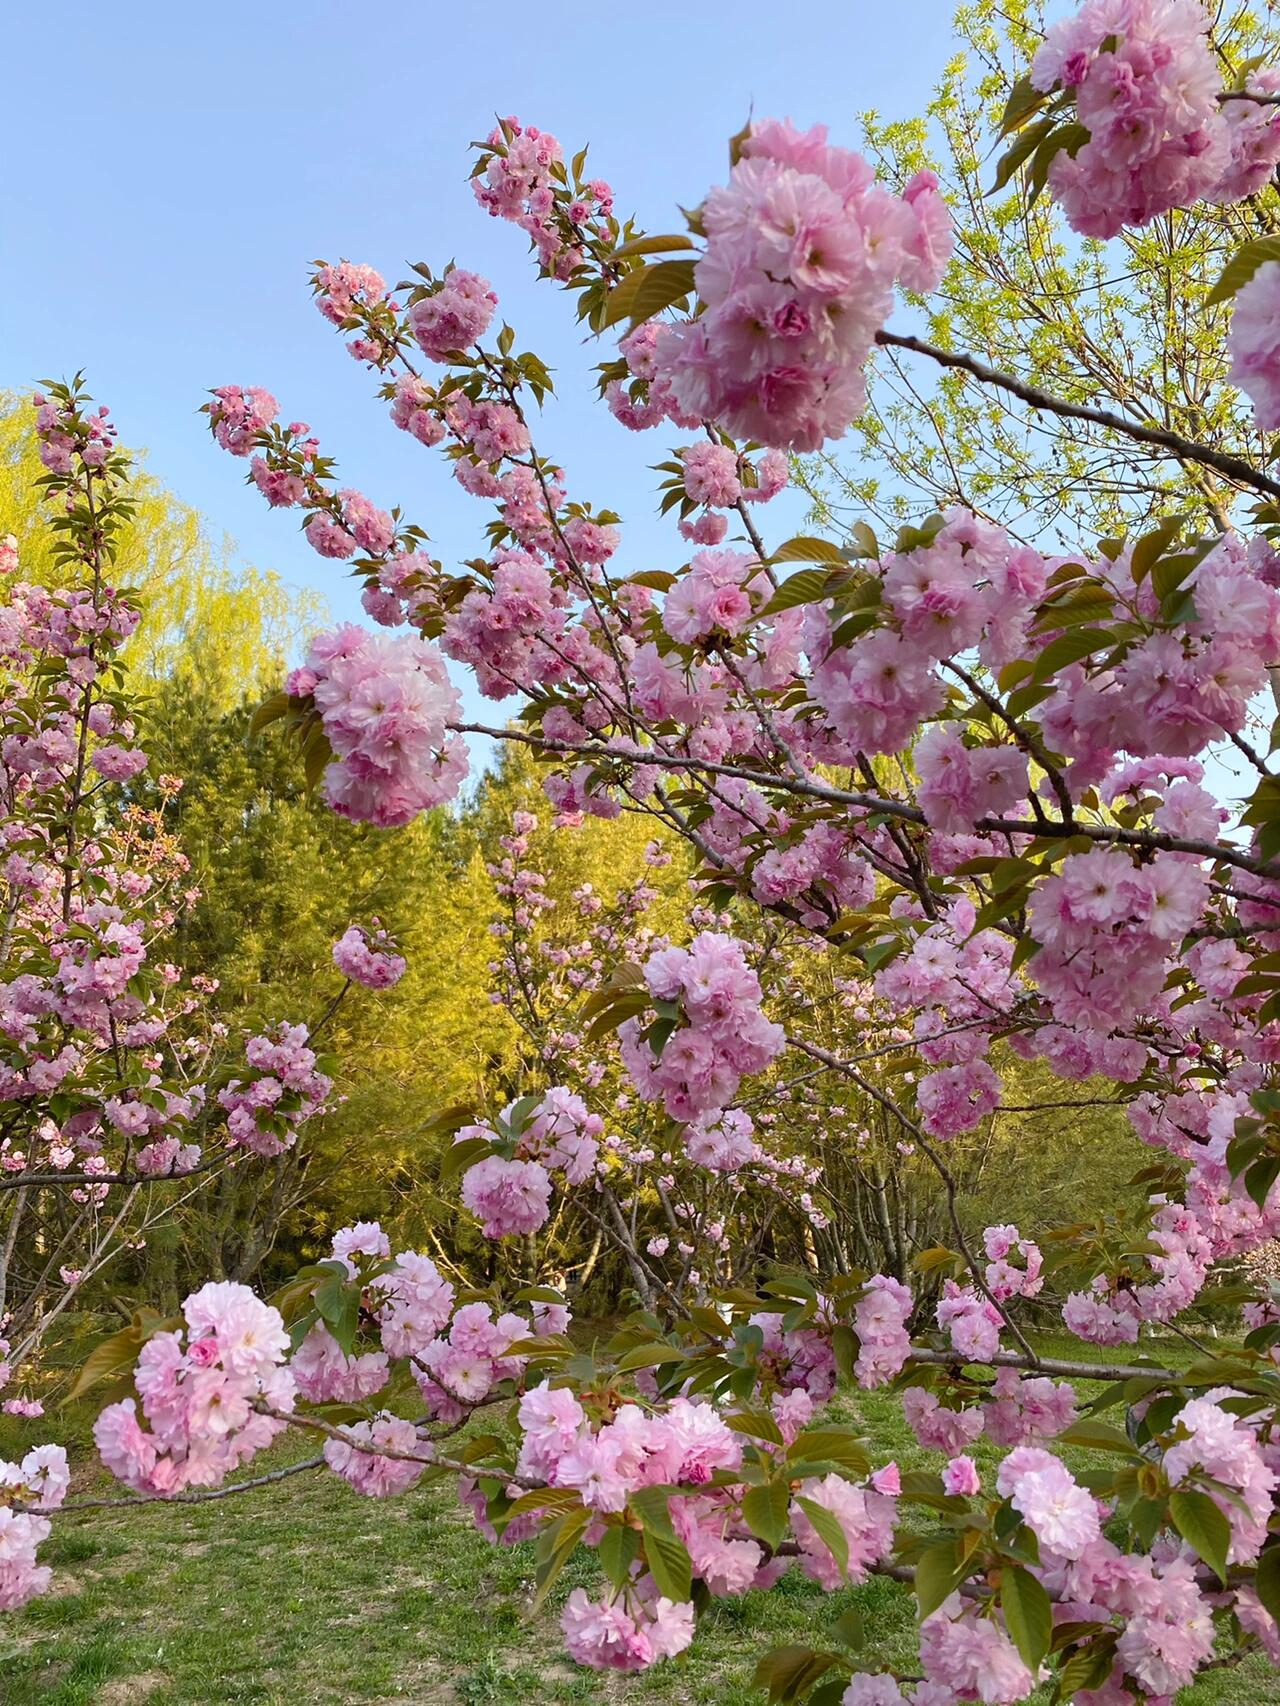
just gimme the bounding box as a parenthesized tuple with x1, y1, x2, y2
(801, 0, 1277, 544)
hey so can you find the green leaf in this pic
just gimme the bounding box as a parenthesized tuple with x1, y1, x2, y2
(796, 1497, 850, 1581)
(1129, 516, 1185, 582)
(601, 259, 697, 328)
(757, 568, 835, 618)
(807, 1680, 850, 1706)
(753, 1647, 844, 1705)
(440, 1134, 494, 1181)
(1055, 1631, 1120, 1699)
(1168, 1489, 1231, 1584)
(913, 1244, 960, 1275)
(831, 1607, 864, 1650)
(913, 1539, 967, 1618)
(641, 1522, 693, 1602)
(726, 1408, 785, 1447)
(65, 1321, 144, 1403)
(850, 520, 880, 559)
(250, 690, 290, 733)
(770, 535, 847, 566)
(786, 1430, 871, 1475)
(1001, 1566, 1053, 1671)
(1058, 1418, 1142, 1456)
(531, 1505, 592, 1612)
(1030, 627, 1112, 683)
(583, 987, 651, 1042)
(628, 1481, 694, 1597)
(1255, 1544, 1280, 1623)
(1246, 1155, 1280, 1210)
(989, 116, 1056, 194)
(1207, 235, 1280, 306)
(301, 722, 333, 791)
(615, 1342, 687, 1372)
(611, 233, 697, 259)
(312, 1261, 361, 1356)
(743, 1480, 791, 1551)
(1027, 125, 1063, 207)
(500, 1485, 583, 1522)
(598, 1523, 642, 1589)
(999, 73, 1052, 137)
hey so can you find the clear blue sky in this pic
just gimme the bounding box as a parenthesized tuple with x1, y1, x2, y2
(2, 0, 950, 649)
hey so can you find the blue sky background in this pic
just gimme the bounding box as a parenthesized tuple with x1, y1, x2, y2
(16, 4, 1248, 804)
(2, 0, 951, 654)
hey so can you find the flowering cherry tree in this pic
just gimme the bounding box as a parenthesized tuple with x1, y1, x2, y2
(0, 384, 404, 1522)
(13, 2, 1280, 1699)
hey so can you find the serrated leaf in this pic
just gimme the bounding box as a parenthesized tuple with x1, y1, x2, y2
(65, 1322, 146, 1403)
(753, 1647, 844, 1705)
(770, 535, 847, 566)
(726, 1408, 785, 1447)
(641, 1522, 693, 1601)
(913, 1539, 967, 1618)
(1207, 235, 1280, 306)
(850, 520, 879, 558)
(611, 233, 697, 258)
(250, 690, 290, 733)
(500, 1486, 583, 1525)
(743, 1480, 791, 1550)
(1169, 1488, 1230, 1583)
(786, 1430, 870, 1475)
(615, 1342, 686, 1372)
(999, 73, 1052, 137)
(1055, 1631, 1120, 1698)
(601, 259, 697, 329)
(1129, 517, 1185, 581)
(1001, 1565, 1053, 1671)
(1255, 1544, 1280, 1623)
(759, 569, 835, 618)
(1030, 626, 1112, 682)
(599, 1523, 642, 1588)
(831, 1607, 864, 1650)
(913, 1245, 959, 1274)
(796, 1496, 850, 1580)
(1246, 1154, 1280, 1209)
(989, 116, 1056, 194)
(312, 1261, 361, 1356)
(1057, 1418, 1142, 1456)
(531, 1504, 592, 1612)
(440, 1134, 495, 1182)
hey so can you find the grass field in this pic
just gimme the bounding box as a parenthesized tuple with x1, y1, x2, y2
(3, 1336, 1279, 1705)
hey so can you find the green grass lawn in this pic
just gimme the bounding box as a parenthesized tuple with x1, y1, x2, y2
(3, 1336, 1279, 1705)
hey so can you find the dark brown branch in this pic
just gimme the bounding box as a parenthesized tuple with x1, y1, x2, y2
(452, 722, 1280, 880)
(875, 331, 1280, 502)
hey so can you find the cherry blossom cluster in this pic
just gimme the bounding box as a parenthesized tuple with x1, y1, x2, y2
(331, 923, 406, 990)
(457, 1086, 602, 1238)
(92, 1282, 296, 1493)
(655, 442, 789, 546)
(1229, 261, 1280, 430)
(285, 624, 467, 827)
(0, 398, 403, 1409)
(647, 120, 951, 450)
(1029, 0, 1280, 236)
(217, 1023, 332, 1159)
(617, 934, 784, 1121)
(0, 1444, 69, 1609)
(471, 117, 615, 281)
